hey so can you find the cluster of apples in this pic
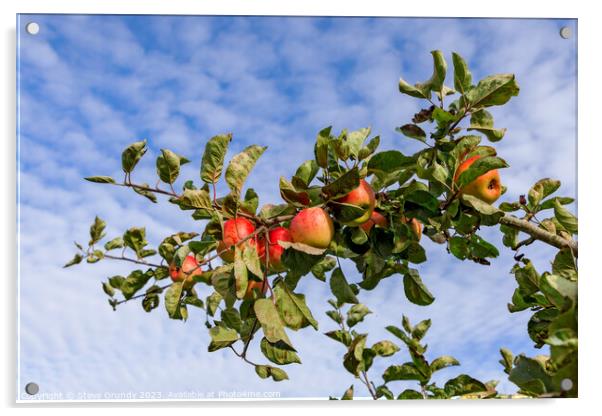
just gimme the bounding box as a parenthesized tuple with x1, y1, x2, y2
(169, 154, 501, 297)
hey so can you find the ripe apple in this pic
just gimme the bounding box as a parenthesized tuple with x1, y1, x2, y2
(335, 179, 376, 226)
(169, 255, 203, 289)
(244, 279, 267, 300)
(258, 226, 293, 272)
(289, 207, 334, 249)
(454, 155, 502, 204)
(360, 211, 389, 233)
(218, 217, 256, 263)
(405, 217, 422, 241)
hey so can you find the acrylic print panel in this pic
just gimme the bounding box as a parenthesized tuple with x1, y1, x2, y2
(17, 14, 577, 401)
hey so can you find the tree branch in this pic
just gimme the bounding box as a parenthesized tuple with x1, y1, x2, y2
(499, 214, 578, 257)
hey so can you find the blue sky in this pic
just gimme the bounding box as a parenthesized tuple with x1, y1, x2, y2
(17, 15, 577, 400)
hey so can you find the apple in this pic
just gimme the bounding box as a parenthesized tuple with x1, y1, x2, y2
(169, 255, 203, 288)
(289, 207, 334, 249)
(405, 217, 422, 241)
(360, 211, 389, 233)
(335, 179, 376, 226)
(244, 279, 267, 300)
(218, 217, 256, 263)
(454, 155, 502, 204)
(257, 226, 293, 272)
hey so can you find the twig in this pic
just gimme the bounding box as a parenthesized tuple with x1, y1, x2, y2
(499, 214, 578, 257)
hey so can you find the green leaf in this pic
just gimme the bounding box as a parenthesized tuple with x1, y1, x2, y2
(411, 319, 431, 340)
(84, 176, 116, 184)
(508, 355, 553, 395)
(281, 248, 323, 278)
(343, 334, 367, 376)
(449, 236, 469, 260)
(371, 340, 400, 357)
(461, 194, 504, 222)
(311, 256, 337, 281)
(397, 124, 426, 142)
(260, 338, 301, 365)
(123, 227, 148, 258)
(403, 269, 435, 306)
(397, 389, 424, 400)
(63, 254, 83, 268)
(465, 74, 520, 108)
(178, 189, 213, 210)
(254, 365, 289, 382)
(415, 50, 448, 97)
(208, 326, 239, 352)
(499, 348, 514, 374)
(330, 268, 359, 305)
(314, 126, 331, 168)
(325, 330, 352, 347)
(132, 183, 158, 203)
(321, 167, 360, 200)
(165, 281, 183, 319)
(293, 160, 319, 188)
(554, 199, 578, 234)
(346, 304, 371, 328)
(430, 356, 460, 373)
(156, 149, 188, 184)
(367, 150, 414, 176)
(467, 109, 506, 142)
(104, 237, 124, 251)
(444, 374, 488, 397)
(279, 177, 310, 207)
(121, 139, 147, 173)
(201, 133, 232, 184)
(358, 135, 380, 160)
(341, 385, 354, 400)
(234, 246, 249, 299)
(254, 298, 293, 348)
(383, 363, 423, 382)
(528, 178, 561, 209)
(539, 196, 574, 211)
(225, 145, 267, 196)
(452, 52, 472, 93)
(456, 156, 508, 188)
(552, 249, 577, 281)
(540, 274, 577, 309)
(273, 281, 319, 330)
(89, 216, 106, 245)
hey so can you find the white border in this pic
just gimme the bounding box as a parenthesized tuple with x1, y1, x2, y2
(2, 0, 600, 414)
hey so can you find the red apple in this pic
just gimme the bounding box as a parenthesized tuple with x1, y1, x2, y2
(360, 211, 389, 233)
(244, 279, 267, 300)
(258, 226, 293, 272)
(454, 155, 502, 204)
(289, 207, 334, 249)
(218, 217, 256, 263)
(335, 179, 376, 226)
(169, 255, 203, 289)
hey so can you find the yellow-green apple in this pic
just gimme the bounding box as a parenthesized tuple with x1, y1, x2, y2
(218, 217, 256, 263)
(360, 211, 389, 233)
(257, 226, 293, 272)
(454, 155, 502, 204)
(244, 279, 267, 300)
(169, 255, 203, 289)
(289, 207, 334, 249)
(335, 179, 376, 226)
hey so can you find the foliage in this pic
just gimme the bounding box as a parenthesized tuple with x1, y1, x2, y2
(70, 50, 577, 399)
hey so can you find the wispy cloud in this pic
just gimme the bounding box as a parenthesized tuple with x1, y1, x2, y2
(17, 15, 576, 399)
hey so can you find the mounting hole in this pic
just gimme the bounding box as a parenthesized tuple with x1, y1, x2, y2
(25, 22, 40, 35)
(559, 26, 571, 39)
(24, 382, 39, 395)
(560, 378, 573, 391)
